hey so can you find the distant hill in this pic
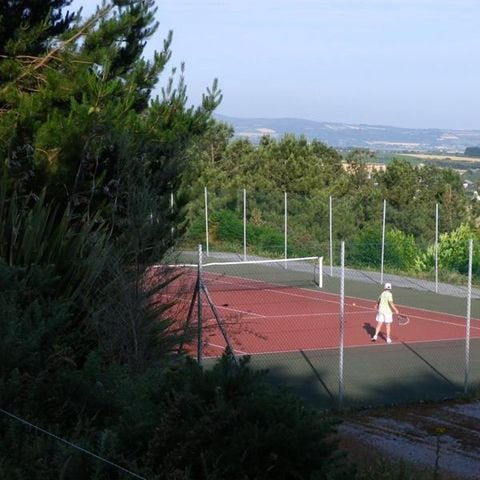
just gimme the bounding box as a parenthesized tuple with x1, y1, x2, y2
(214, 114, 480, 153)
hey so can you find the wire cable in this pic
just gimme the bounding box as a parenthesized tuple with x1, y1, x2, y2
(0, 408, 147, 480)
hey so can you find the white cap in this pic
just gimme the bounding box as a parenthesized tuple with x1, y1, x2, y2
(384, 282, 392, 290)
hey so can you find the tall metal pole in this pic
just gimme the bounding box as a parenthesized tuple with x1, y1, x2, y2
(170, 191, 174, 240)
(243, 188, 247, 261)
(464, 239, 473, 394)
(435, 203, 439, 293)
(204, 187, 209, 257)
(284, 191, 288, 265)
(197, 244, 204, 366)
(338, 241, 345, 407)
(381, 199, 386, 284)
(329, 195, 333, 276)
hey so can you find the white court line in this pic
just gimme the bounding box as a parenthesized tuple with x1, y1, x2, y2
(400, 314, 480, 330)
(158, 270, 477, 323)
(222, 286, 480, 328)
(220, 303, 480, 331)
(217, 305, 266, 318)
(204, 342, 249, 355)
(158, 292, 265, 318)
(203, 335, 480, 358)
(213, 278, 480, 325)
(237, 311, 480, 331)
(158, 283, 480, 333)
(208, 276, 332, 302)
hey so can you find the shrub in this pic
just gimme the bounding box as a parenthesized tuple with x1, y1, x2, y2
(421, 224, 480, 277)
(145, 356, 354, 480)
(348, 226, 420, 271)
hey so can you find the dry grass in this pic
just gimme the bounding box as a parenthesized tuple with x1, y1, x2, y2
(338, 431, 470, 480)
(400, 153, 480, 164)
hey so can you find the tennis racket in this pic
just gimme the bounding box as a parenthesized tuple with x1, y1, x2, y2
(395, 314, 410, 326)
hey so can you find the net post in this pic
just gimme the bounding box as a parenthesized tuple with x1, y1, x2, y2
(317, 256, 323, 288)
(197, 244, 204, 366)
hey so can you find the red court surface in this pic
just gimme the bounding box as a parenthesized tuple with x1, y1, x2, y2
(155, 265, 480, 359)
(196, 287, 480, 357)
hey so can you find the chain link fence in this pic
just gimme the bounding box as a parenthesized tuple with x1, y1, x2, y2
(164, 240, 480, 410)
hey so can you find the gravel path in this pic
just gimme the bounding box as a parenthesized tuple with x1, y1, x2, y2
(338, 400, 480, 479)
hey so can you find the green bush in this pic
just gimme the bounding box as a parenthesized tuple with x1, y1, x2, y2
(384, 229, 420, 271)
(347, 225, 382, 267)
(420, 224, 480, 276)
(248, 224, 285, 255)
(145, 356, 354, 480)
(211, 209, 243, 243)
(347, 226, 421, 271)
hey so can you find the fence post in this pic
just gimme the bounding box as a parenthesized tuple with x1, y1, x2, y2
(329, 195, 333, 275)
(204, 187, 209, 257)
(381, 199, 386, 284)
(284, 191, 288, 265)
(170, 191, 174, 240)
(197, 243, 204, 366)
(339, 241, 345, 408)
(243, 189, 247, 261)
(435, 203, 439, 293)
(464, 239, 473, 394)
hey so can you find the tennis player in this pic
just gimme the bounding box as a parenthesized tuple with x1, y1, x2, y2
(372, 282, 399, 344)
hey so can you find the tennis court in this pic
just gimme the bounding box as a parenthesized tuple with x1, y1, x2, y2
(154, 253, 480, 409)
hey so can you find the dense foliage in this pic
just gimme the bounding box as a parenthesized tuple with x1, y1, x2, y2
(183, 133, 480, 279)
(2, 1, 479, 478)
(0, 1, 356, 479)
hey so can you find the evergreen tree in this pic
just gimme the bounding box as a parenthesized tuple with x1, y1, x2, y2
(0, 0, 76, 62)
(0, 0, 221, 247)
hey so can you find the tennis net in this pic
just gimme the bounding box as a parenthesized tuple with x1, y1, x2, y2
(195, 256, 324, 293)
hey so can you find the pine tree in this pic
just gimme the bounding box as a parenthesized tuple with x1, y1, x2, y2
(0, 0, 221, 247)
(0, 0, 76, 61)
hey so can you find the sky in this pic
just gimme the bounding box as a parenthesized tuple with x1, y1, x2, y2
(71, 1, 480, 130)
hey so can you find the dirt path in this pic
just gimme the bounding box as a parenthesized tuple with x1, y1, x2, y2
(337, 400, 480, 479)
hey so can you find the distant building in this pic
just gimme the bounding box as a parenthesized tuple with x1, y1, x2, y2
(341, 162, 386, 173)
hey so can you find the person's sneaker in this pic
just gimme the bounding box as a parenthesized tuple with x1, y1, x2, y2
(386, 337, 392, 344)
(371, 335, 377, 342)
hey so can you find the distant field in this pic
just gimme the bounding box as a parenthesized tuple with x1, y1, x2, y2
(399, 153, 480, 163)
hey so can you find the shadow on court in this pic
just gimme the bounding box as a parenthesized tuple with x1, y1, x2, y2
(230, 339, 480, 410)
(363, 322, 375, 338)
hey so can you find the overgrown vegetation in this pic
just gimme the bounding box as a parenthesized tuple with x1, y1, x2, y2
(1, 1, 479, 478)
(0, 1, 364, 478)
(183, 138, 480, 280)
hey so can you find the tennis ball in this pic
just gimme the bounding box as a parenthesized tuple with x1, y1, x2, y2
(352, 302, 356, 306)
